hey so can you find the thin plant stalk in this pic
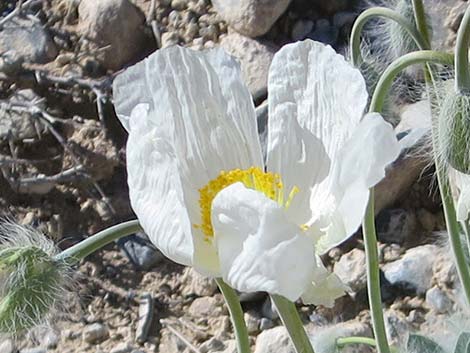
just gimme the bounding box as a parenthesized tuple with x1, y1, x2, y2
(337, 336, 377, 349)
(54, 220, 142, 264)
(361, 189, 390, 353)
(55, 222, 252, 352)
(350, 7, 428, 66)
(336, 337, 400, 353)
(411, 0, 431, 49)
(216, 279, 251, 353)
(455, 4, 470, 94)
(271, 295, 315, 353)
(368, 50, 470, 305)
(362, 50, 453, 353)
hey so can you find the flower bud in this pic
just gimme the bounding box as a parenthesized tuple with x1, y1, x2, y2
(438, 91, 470, 174)
(0, 222, 71, 335)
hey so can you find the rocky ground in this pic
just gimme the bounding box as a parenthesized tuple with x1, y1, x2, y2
(0, 0, 469, 352)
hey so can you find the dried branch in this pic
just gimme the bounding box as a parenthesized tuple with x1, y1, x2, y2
(0, 101, 116, 214)
(160, 319, 202, 353)
(0, 0, 40, 28)
(16, 165, 87, 194)
(0, 154, 61, 167)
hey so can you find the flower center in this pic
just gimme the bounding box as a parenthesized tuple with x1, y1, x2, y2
(195, 167, 299, 239)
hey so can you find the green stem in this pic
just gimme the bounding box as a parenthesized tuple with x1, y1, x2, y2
(455, 4, 470, 94)
(271, 295, 315, 353)
(216, 279, 251, 353)
(435, 166, 470, 304)
(336, 337, 400, 353)
(411, 0, 431, 48)
(362, 190, 390, 353)
(336, 336, 377, 349)
(368, 50, 470, 305)
(369, 51, 453, 112)
(363, 50, 453, 353)
(464, 221, 470, 259)
(54, 220, 142, 264)
(350, 7, 428, 66)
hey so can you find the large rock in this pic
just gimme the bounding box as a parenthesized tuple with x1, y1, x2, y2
(220, 32, 277, 99)
(78, 0, 146, 70)
(254, 326, 294, 353)
(181, 267, 218, 297)
(212, 0, 291, 37)
(0, 18, 57, 66)
(384, 309, 410, 346)
(334, 249, 367, 293)
(426, 0, 468, 49)
(383, 245, 439, 295)
(425, 286, 453, 314)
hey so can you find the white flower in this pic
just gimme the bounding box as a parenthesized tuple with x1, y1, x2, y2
(113, 40, 400, 305)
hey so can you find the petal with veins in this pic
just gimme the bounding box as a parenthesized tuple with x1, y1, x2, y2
(315, 113, 401, 254)
(126, 104, 194, 266)
(113, 46, 263, 274)
(267, 40, 368, 226)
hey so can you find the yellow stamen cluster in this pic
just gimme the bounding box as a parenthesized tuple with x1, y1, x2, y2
(195, 167, 298, 239)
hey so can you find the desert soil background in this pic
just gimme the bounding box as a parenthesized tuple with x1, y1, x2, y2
(0, 0, 469, 352)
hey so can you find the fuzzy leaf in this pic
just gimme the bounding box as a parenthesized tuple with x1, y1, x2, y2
(407, 334, 445, 353)
(454, 332, 470, 353)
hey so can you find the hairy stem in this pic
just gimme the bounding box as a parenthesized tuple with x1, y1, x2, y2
(55, 220, 142, 264)
(455, 4, 470, 94)
(361, 190, 390, 353)
(216, 279, 251, 353)
(369, 50, 470, 305)
(411, 0, 431, 48)
(363, 50, 453, 353)
(271, 295, 315, 353)
(350, 7, 428, 66)
(370, 51, 453, 112)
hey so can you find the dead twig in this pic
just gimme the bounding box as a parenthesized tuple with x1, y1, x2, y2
(0, 154, 61, 167)
(0, 100, 116, 215)
(0, 0, 39, 28)
(16, 165, 86, 194)
(160, 319, 202, 353)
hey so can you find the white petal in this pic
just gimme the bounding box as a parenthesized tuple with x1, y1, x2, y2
(212, 183, 316, 301)
(457, 187, 470, 222)
(452, 169, 470, 222)
(315, 113, 401, 254)
(267, 39, 368, 224)
(114, 46, 264, 274)
(301, 256, 348, 307)
(266, 101, 330, 224)
(126, 104, 194, 266)
(114, 46, 262, 177)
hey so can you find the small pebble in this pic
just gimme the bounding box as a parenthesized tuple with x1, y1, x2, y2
(259, 318, 275, 331)
(426, 286, 453, 314)
(244, 312, 260, 334)
(110, 342, 134, 353)
(83, 323, 109, 344)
